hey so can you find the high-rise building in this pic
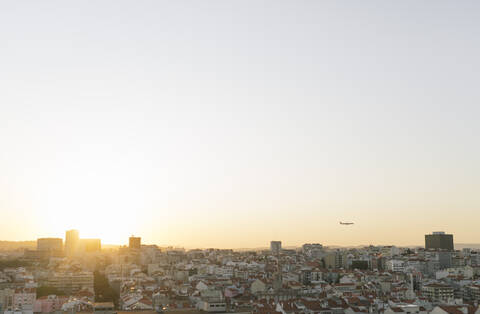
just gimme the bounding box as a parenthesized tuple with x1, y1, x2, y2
(37, 238, 63, 252)
(436, 251, 453, 269)
(129, 236, 141, 249)
(425, 231, 454, 251)
(65, 229, 79, 257)
(79, 238, 101, 252)
(270, 241, 282, 255)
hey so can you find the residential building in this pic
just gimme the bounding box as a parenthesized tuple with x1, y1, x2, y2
(47, 272, 94, 294)
(422, 283, 454, 303)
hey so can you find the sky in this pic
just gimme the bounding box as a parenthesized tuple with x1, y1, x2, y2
(0, 1, 479, 248)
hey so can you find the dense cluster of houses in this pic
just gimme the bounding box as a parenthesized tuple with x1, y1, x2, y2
(0, 242, 479, 314)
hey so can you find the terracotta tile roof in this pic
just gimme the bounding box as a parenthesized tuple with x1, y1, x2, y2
(438, 306, 466, 314)
(389, 307, 404, 313)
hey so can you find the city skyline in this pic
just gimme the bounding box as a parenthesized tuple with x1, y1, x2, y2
(3, 230, 479, 313)
(3, 229, 479, 251)
(1, 1, 480, 248)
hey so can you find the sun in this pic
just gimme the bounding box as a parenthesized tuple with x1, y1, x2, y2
(34, 159, 146, 245)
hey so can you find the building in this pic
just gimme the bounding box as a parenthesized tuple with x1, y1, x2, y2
(129, 236, 141, 249)
(324, 250, 345, 269)
(430, 305, 480, 314)
(384, 304, 426, 314)
(13, 288, 36, 311)
(422, 283, 454, 303)
(270, 241, 282, 255)
(25, 238, 64, 260)
(33, 295, 68, 313)
(425, 231, 454, 251)
(302, 243, 325, 258)
(302, 243, 323, 252)
(386, 259, 405, 272)
(435, 251, 453, 269)
(198, 300, 226, 313)
(37, 238, 63, 252)
(93, 302, 115, 314)
(24, 249, 53, 260)
(65, 229, 79, 257)
(464, 284, 480, 302)
(250, 279, 266, 294)
(47, 272, 94, 294)
(0, 289, 14, 312)
(79, 238, 101, 252)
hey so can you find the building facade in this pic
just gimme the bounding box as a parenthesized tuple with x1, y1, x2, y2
(37, 238, 63, 252)
(129, 236, 141, 250)
(270, 241, 282, 255)
(47, 272, 94, 294)
(65, 230, 79, 257)
(425, 232, 454, 251)
(422, 283, 454, 303)
(79, 239, 101, 252)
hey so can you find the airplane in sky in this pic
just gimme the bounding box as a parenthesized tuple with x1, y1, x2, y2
(340, 221, 354, 225)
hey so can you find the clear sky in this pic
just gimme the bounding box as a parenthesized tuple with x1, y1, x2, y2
(1, 1, 479, 248)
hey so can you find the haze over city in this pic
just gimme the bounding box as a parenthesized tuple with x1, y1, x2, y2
(1, 1, 480, 249)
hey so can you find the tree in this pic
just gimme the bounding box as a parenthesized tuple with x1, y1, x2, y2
(93, 271, 119, 308)
(36, 286, 66, 298)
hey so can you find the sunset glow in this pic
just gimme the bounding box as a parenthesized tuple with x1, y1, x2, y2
(1, 1, 479, 248)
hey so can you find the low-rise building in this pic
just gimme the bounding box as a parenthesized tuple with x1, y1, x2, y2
(46, 272, 93, 294)
(422, 283, 454, 303)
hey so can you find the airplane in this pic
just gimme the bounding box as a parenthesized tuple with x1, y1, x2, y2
(340, 221, 354, 225)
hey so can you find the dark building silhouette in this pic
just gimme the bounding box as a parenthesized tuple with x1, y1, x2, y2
(425, 231, 454, 251)
(129, 236, 141, 249)
(270, 241, 282, 255)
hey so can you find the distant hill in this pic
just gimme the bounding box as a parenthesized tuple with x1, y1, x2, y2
(102, 244, 121, 249)
(234, 244, 480, 251)
(0, 241, 478, 251)
(0, 241, 36, 251)
(0, 241, 123, 251)
(455, 243, 480, 250)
